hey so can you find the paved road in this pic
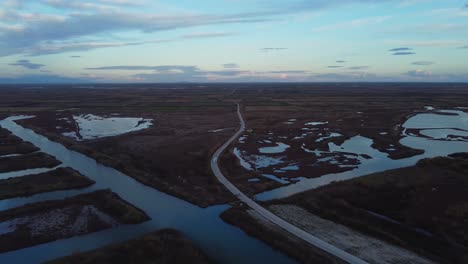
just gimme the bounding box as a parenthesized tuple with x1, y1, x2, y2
(211, 104, 369, 264)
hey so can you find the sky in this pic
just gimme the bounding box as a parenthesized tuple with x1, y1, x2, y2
(0, 0, 468, 83)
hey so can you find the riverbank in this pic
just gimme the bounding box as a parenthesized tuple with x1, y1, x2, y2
(45, 229, 213, 264)
(0, 189, 149, 253)
(15, 101, 238, 208)
(0, 152, 61, 173)
(0, 167, 95, 200)
(0, 128, 39, 156)
(221, 205, 344, 264)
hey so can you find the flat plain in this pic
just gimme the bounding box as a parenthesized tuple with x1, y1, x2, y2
(0, 83, 467, 263)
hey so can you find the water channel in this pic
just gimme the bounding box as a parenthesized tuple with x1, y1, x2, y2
(0, 116, 297, 264)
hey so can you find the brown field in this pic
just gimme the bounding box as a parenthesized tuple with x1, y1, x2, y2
(272, 154, 468, 263)
(220, 85, 468, 195)
(0, 83, 468, 263)
(7, 87, 239, 207)
(1, 84, 468, 207)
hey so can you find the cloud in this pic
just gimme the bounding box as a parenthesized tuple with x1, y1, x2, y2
(412, 61, 434, 65)
(267, 70, 308, 74)
(86, 65, 199, 71)
(181, 32, 237, 39)
(70, 55, 81, 58)
(0, 5, 274, 56)
(260, 47, 288, 52)
(24, 31, 236, 56)
(402, 70, 468, 81)
(86, 64, 203, 82)
(85, 64, 250, 80)
(393, 52, 416, 55)
(458, 45, 468, 49)
(9, 59, 45, 69)
(309, 72, 379, 82)
(398, 0, 430, 8)
(405, 69, 432, 77)
(26, 41, 149, 56)
(387, 40, 464, 47)
(336, 60, 347, 63)
(204, 70, 249, 77)
(223, 63, 239, 69)
(0, 0, 422, 57)
(84, 64, 314, 82)
(389, 47, 412, 52)
(327, 66, 344, 68)
(348, 66, 369, 70)
(312, 16, 391, 31)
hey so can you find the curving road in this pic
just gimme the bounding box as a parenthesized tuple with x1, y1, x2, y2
(211, 104, 369, 264)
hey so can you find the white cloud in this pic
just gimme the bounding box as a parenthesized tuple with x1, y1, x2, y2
(312, 16, 391, 31)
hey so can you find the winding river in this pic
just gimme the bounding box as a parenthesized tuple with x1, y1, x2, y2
(0, 116, 297, 264)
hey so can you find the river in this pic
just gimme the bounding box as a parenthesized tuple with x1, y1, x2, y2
(0, 116, 297, 264)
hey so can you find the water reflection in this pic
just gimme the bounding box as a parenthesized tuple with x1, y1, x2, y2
(256, 110, 468, 201)
(0, 116, 296, 264)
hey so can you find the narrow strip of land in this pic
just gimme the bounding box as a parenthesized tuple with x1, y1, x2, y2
(210, 104, 369, 264)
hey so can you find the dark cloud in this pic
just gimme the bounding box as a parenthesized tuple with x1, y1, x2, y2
(9, 60, 45, 70)
(223, 63, 240, 69)
(327, 66, 344, 68)
(261, 48, 288, 52)
(348, 66, 369, 70)
(393, 52, 416, 55)
(458, 45, 468, 49)
(70, 55, 81, 58)
(412, 61, 434, 66)
(336, 60, 347, 63)
(389, 47, 412, 52)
